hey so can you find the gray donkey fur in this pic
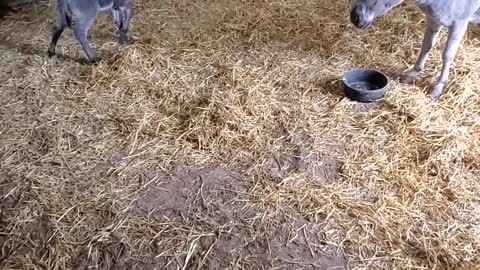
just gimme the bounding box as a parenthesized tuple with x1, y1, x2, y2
(350, 0, 480, 99)
(48, 0, 133, 63)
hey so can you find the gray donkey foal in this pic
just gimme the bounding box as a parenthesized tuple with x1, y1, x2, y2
(350, 0, 480, 99)
(48, 0, 133, 63)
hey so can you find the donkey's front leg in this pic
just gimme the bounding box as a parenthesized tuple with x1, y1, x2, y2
(429, 21, 469, 100)
(401, 17, 442, 85)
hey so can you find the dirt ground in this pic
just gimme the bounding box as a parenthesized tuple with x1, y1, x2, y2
(1, 0, 479, 269)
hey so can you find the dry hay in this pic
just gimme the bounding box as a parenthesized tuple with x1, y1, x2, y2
(1, 0, 480, 269)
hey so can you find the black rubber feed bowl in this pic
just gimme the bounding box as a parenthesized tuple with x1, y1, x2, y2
(342, 69, 389, 103)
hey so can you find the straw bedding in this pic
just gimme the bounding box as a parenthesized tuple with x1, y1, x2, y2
(0, 0, 479, 269)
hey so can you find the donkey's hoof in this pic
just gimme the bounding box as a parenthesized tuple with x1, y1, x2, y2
(400, 74, 418, 85)
(47, 50, 55, 58)
(428, 86, 444, 101)
(87, 57, 102, 64)
(428, 93, 442, 101)
(400, 68, 421, 85)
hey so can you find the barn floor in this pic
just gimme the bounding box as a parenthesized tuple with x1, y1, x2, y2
(1, 0, 479, 269)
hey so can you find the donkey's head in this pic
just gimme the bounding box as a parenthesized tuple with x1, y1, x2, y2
(350, 0, 404, 29)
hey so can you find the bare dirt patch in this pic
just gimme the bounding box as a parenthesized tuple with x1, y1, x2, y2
(134, 166, 347, 269)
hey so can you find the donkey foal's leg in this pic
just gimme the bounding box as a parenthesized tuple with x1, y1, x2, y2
(48, 15, 69, 57)
(121, 6, 133, 43)
(74, 14, 98, 63)
(401, 17, 442, 84)
(429, 21, 469, 100)
(112, 9, 125, 44)
(113, 4, 133, 45)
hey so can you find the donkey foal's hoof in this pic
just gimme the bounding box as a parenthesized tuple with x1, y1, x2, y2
(87, 56, 102, 64)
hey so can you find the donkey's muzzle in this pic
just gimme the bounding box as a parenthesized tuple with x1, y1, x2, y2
(350, 8, 373, 30)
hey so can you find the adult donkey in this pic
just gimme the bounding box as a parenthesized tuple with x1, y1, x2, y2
(350, 0, 480, 100)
